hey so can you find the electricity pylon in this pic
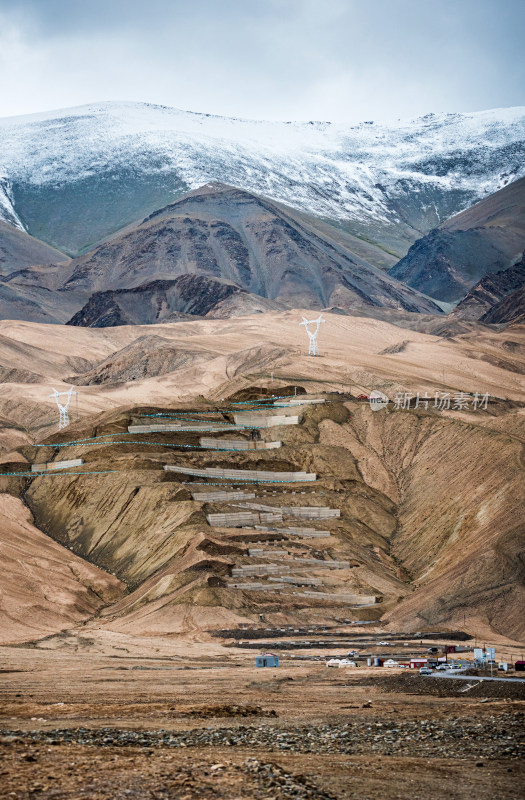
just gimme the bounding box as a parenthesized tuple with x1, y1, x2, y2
(50, 386, 77, 430)
(299, 314, 325, 356)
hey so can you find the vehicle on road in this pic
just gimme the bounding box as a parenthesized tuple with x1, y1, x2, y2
(419, 667, 433, 675)
(448, 664, 465, 672)
(435, 664, 449, 671)
(378, 641, 390, 646)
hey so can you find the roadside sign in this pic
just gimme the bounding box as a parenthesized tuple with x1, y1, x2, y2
(474, 648, 484, 661)
(486, 647, 495, 661)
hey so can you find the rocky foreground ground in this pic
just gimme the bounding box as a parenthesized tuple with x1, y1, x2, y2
(1, 711, 523, 800)
(2, 710, 523, 757)
(1, 650, 524, 800)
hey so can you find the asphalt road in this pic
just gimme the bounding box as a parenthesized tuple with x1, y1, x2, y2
(431, 672, 525, 683)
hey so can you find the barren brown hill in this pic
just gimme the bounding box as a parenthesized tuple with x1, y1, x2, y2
(1, 390, 523, 645)
(0, 309, 524, 435)
(0, 310, 523, 646)
(0, 309, 523, 455)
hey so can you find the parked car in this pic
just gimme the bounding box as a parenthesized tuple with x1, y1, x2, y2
(419, 667, 433, 675)
(435, 664, 449, 670)
(356, 394, 369, 400)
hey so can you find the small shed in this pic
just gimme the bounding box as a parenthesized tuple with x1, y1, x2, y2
(515, 660, 525, 672)
(256, 653, 279, 668)
(410, 658, 428, 669)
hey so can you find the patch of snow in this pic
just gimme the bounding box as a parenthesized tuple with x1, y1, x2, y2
(0, 170, 24, 229)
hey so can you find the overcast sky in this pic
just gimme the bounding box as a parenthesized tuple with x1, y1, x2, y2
(0, 0, 523, 123)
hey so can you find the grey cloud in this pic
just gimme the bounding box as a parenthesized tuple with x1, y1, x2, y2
(0, 0, 523, 121)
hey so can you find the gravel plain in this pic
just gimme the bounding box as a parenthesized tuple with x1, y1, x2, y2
(1, 649, 524, 799)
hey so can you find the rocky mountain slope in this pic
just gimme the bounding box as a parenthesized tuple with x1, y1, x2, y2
(389, 177, 525, 301)
(481, 284, 525, 325)
(0, 224, 71, 323)
(8, 183, 443, 324)
(0, 220, 67, 277)
(66, 276, 281, 327)
(1, 101, 523, 261)
(451, 253, 525, 321)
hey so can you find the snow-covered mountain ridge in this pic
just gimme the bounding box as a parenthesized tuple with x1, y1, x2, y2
(1, 101, 524, 258)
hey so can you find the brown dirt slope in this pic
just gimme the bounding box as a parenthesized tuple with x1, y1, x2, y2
(11, 400, 408, 637)
(0, 493, 124, 644)
(341, 405, 525, 640)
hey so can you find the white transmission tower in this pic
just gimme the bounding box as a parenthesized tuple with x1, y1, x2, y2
(299, 314, 325, 356)
(50, 386, 77, 430)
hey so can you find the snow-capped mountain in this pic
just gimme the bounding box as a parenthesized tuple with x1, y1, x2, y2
(0, 101, 524, 258)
